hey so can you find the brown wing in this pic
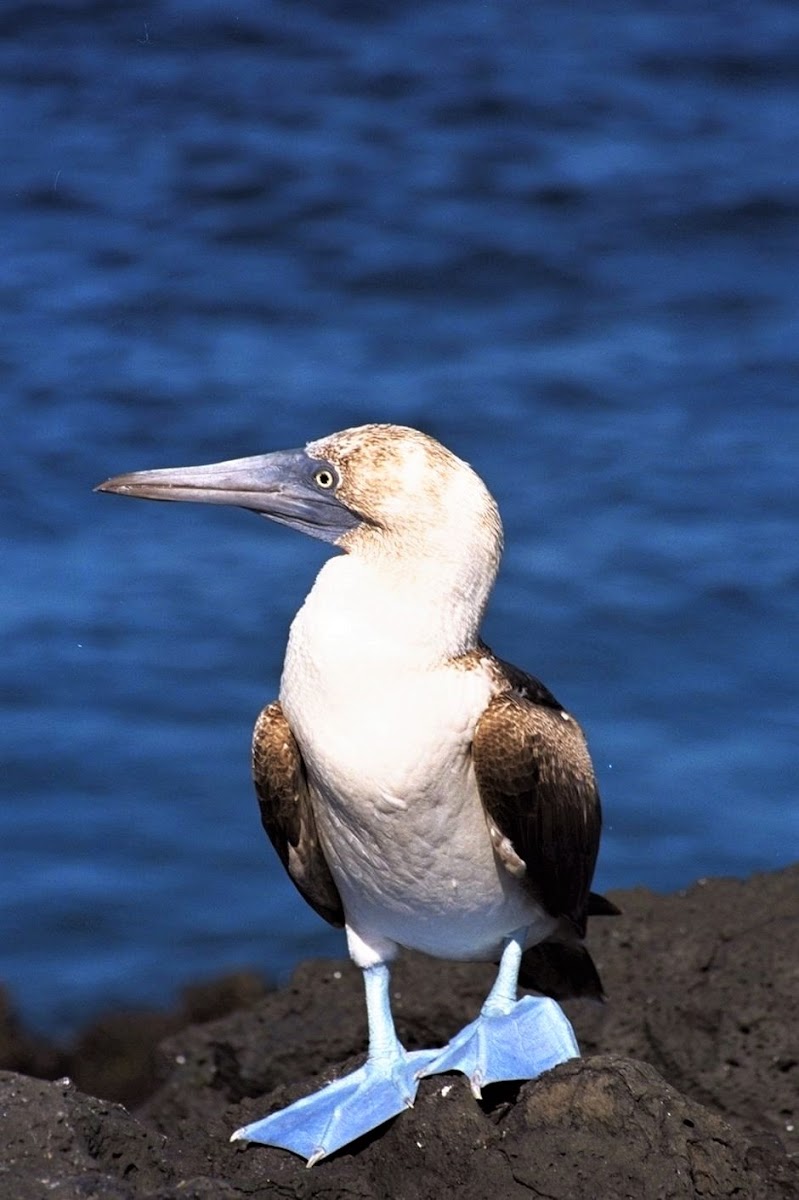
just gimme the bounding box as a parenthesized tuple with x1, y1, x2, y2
(252, 701, 344, 928)
(472, 669, 602, 936)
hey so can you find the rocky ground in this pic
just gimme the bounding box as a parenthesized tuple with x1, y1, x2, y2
(1, 864, 797, 1199)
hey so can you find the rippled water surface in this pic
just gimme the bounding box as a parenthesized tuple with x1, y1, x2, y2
(2, 1, 797, 1034)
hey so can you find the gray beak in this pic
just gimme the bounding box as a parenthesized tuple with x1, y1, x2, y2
(95, 448, 361, 545)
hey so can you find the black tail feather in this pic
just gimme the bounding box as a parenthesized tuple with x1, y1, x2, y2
(587, 890, 622, 917)
(518, 941, 606, 1001)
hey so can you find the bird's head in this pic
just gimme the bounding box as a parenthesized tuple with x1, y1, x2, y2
(96, 423, 502, 571)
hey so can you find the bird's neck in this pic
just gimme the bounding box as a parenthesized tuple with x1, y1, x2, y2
(288, 546, 497, 673)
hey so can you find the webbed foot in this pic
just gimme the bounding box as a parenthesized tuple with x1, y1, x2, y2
(419, 993, 578, 1097)
(231, 1045, 440, 1166)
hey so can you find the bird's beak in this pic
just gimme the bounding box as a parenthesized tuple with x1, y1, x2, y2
(95, 449, 361, 545)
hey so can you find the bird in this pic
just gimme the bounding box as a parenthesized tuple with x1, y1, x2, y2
(96, 423, 617, 1166)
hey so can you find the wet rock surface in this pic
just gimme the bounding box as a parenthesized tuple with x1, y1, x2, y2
(1, 866, 797, 1198)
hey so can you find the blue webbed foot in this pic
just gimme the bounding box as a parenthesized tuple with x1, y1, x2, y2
(231, 1046, 441, 1166)
(231, 961, 443, 1165)
(418, 993, 579, 1097)
(419, 929, 580, 1097)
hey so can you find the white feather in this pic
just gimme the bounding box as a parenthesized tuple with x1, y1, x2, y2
(280, 537, 555, 969)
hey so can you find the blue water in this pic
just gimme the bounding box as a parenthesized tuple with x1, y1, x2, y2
(1, 2, 797, 1036)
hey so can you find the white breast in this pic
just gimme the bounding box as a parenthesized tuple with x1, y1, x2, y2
(279, 556, 554, 967)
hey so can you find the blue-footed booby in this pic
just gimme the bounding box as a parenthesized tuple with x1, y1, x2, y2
(96, 424, 617, 1166)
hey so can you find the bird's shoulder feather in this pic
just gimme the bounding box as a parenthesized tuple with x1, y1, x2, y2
(471, 652, 603, 934)
(252, 701, 344, 928)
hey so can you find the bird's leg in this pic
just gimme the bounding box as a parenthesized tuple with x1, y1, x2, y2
(230, 962, 442, 1166)
(418, 928, 579, 1097)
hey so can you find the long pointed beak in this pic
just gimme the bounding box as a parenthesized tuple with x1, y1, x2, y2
(95, 449, 361, 545)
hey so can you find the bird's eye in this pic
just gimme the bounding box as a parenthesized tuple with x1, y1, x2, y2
(314, 467, 336, 490)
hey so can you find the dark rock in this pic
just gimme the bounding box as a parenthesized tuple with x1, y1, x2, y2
(566, 864, 799, 1147)
(67, 1010, 182, 1112)
(0, 970, 272, 1112)
(506, 1056, 796, 1200)
(0, 1071, 171, 1200)
(1, 1055, 794, 1199)
(1, 866, 798, 1198)
(66, 970, 269, 1109)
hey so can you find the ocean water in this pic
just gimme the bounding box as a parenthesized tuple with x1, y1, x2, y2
(1, 1, 797, 1036)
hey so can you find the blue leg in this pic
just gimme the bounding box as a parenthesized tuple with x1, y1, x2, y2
(419, 930, 579, 1097)
(231, 962, 442, 1166)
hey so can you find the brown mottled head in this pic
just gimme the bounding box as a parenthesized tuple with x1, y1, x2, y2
(96, 423, 502, 573)
(307, 424, 502, 566)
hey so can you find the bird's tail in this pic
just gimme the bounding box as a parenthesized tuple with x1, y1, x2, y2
(587, 890, 621, 917)
(518, 940, 607, 1001)
(518, 890, 620, 1001)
